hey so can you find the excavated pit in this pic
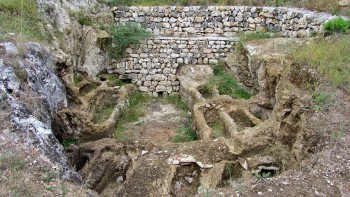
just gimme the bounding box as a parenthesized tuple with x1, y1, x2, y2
(61, 38, 321, 196)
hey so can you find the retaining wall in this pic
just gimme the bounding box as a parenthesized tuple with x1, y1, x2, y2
(108, 36, 237, 95)
(109, 6, 335, 95)
(113, 6, 335, 37)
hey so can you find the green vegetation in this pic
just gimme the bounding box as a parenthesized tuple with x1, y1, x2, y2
(115, 91, 151, 140)
(212, 121, 225, 138)
(0, 0, 49, 42)
(0, 153, 33, 196)
(324, 18, 350, 35)
(237, 32, 273, 51)
(172, 118, 197, 143)
(332, 123, 346, 140)
(160, 94, 189, 111)
(97, 0, 133, 6)
(109, 23, 151, 59)
(292, 36, 350, 91)
(311, 91, 330, 111)
(97, 74, 128, 87)
(61, 138, 78, 148)
(0, 153, 26, 172)
(78, 17, 93, 26)
(92, 103, 114, 124)
(73, 73, 84, 84)
(199, 63, 251, 99)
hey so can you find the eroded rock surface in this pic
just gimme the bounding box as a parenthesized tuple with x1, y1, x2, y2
(67, 37, 330, 196)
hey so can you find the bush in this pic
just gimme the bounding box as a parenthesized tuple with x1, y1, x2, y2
(78, 17, 93, 26)
(324, 18, 350, 34)
(109, 23, 151, 59)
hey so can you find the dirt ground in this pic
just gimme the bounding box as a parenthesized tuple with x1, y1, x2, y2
(121, 100, 190, 144)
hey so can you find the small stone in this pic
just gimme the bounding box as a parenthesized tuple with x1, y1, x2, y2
(141, 150, 149, 155)
(179, 155, 196, 163)
(177, 58, 184, 63)
(196, 161, 213, 169)
(185, 177, 193, 184)
(258, 192, 262, 195)
(117, 176, 124, 183)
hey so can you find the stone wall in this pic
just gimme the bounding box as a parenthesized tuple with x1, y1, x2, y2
(110, 6, 336, 95)
(108, 37, 237, 96)
(113, 6, 335, 37)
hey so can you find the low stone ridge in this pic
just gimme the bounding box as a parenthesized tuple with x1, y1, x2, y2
(113, 6, 336, 38)
(108, 36, 237, 95)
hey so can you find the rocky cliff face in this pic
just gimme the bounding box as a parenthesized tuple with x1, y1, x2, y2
(0, 42, 81, 181)
(36, 0, 113, 79)
(0, 0, 116, 183)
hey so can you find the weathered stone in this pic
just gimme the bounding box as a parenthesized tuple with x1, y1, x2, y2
(156, 85, 166, 92)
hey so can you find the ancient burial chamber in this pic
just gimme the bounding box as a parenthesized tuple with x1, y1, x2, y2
(69, 37, 319, 196)
(107, 6, 335, 95)
(65, 6, 337, 196)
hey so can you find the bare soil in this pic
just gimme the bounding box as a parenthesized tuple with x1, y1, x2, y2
(122, 99, 190, 144)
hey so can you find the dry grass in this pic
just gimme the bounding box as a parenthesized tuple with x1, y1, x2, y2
(0, 0, 49, 42)
(0, 130, 92, 197)
(291, 35, 350, 91)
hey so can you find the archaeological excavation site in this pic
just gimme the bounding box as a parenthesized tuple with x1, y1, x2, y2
(1, 0, 350, 196)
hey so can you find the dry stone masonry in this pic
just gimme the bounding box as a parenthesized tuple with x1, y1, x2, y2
(113, 6, 335, 37)
(109, 36, 237, 95)
(109, 6, 336, 95)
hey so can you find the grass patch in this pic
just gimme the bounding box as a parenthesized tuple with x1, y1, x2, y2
(291, 36, 350, 91)
(73, 73, 84, 84)
(0, 153, 35, 196)
(92, 104, 114, 124)
(172, 118, 197, 143)
(0, 0, 49, 42)
(212, 121, 225, 138)
(311, 91, 330, 111)
(237, 32, 273, 51)
(159, 94, 189, 112)
(115, 90, 151, 141)
(238, 32, 273, 43)
(199, 63, 251, 99)
(0, 153, 26, 172)
(107, 74, 127, 86)
(109, 23, 151, 59)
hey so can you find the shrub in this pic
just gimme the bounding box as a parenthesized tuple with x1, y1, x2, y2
(78, 17, 93, 26)
(109, 23, 151, 59)
(324, 18, 350, 34)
